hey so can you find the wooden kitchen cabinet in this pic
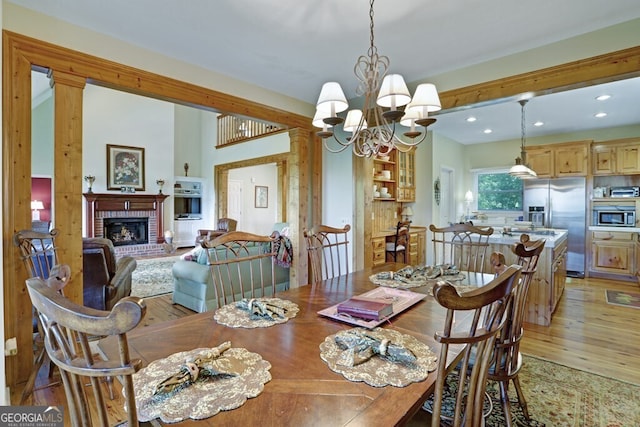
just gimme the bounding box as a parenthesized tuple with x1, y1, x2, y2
(486, 234, 567, 326)
(525, 146, 553, 178)
(590, 230, 635, 276)
(372, 237, 386, 266)
(372, 153, 396, 201)
(592, 138, 640, 175)
(396, 148, 416, 202)
(409, 227, 426, 265)
(555, 143, 589, 176)
(527, 140, 590, 178)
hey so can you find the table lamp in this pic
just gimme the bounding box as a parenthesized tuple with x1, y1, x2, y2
(464, 190, 473, 220)
(401, 206, 414, 221)
(31, 200, 44, 221)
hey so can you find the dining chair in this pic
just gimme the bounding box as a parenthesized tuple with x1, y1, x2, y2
(429, 223, 494, 273)
(385, 220, 411, 263)
(303, 224, 350, 284)
(203, 231, 279, 308)
(25, 276, 146, 427)
(13, 228, 61, 404)
(428, 264, 522, 427)
(488, 235, 546, 426)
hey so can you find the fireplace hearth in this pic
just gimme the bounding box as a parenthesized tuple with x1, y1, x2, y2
(104, 217, 149, 246)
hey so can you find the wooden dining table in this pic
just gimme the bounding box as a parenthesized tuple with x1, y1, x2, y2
(99, 264, 495, 426)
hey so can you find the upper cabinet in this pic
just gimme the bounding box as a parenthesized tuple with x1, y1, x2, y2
(592, 138, 640, 175)
(526, 140, 590, 178)
(373, 152, 396, 201)
(396, 147, 416, 202)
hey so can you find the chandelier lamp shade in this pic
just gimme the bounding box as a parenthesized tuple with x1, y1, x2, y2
(509, 99, 537, 179)
(312, 0, 441, 158)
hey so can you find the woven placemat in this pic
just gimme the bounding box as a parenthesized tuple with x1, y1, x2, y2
(319, 327, 437, 387)
(134, 345, 271, 423)
(369, 272, 466, 289)
(214, 298, 299, 328)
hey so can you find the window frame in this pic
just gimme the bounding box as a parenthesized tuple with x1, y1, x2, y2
(470, 167, 524, 213)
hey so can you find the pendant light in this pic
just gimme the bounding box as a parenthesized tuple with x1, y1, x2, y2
(509, 99, 537, 179)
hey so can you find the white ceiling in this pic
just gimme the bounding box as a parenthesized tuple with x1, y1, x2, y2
(16, 0, 640, 144)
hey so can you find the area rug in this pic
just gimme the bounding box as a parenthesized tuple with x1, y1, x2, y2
(422, 354, 640, 426)
(131, 256, 180, 298)
(605, 289, 640, 309)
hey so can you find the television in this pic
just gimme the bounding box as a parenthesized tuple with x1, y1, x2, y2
(174, 196, 202, 219)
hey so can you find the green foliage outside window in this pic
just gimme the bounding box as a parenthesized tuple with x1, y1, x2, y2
(477, 173, 523, 210)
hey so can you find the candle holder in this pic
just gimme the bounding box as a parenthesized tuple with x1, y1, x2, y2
(156, 179, 166, 194)
(83, 175, 96, 193)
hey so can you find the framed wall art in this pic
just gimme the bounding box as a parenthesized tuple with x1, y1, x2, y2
(255, 186, 268, 208)
(107, 144, 145, 191)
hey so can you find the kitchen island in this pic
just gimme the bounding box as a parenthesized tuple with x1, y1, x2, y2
(487, 228, 568, 326)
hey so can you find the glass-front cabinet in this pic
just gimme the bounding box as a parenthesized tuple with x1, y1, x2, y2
(396, 147, 416, 202)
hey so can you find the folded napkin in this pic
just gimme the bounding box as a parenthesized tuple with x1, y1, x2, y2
(235, 298, 288, 321)
(154, 341, 245, 396)
(334, 329, 417, 367)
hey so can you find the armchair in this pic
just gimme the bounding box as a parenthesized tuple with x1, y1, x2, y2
(195, 217, 238, 245)
(82, 238, 137, 310)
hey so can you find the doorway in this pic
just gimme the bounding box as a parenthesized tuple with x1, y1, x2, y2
(438, 167, 456, 226)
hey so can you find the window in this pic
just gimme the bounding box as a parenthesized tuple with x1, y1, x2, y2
(474, 170, 523, 211)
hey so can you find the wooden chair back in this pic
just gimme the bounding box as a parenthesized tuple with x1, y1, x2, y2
(14, 228, 60, 280)
(488, 236, 545, 424)
(429, 223, 494, 273)
(203, 231, 279, 308)
(26, 277, 146, 427)
(386, 220, 411, 263)
(303, 224, 350, 284)
(431, 264, 522, 427)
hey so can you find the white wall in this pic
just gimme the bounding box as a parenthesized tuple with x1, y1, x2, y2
(229, 164, 278, 234)
(82, 84, 175, 233)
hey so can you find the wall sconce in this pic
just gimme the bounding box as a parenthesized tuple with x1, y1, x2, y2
(156, 179, 165, 194)
(31, 200, 44, 221)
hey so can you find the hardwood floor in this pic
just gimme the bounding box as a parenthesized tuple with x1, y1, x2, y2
(14, 273, 640, 425)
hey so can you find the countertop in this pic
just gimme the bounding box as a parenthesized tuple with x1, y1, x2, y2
(588, 225, 640, 233)
(487, 228, 568, 248)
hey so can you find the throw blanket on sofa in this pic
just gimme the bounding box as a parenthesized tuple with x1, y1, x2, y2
(271, 233, 293, 268)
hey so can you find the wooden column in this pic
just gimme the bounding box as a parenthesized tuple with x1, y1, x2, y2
(50, 70, 86, 306)
(3, 40, 34, 387)
(288, 128, 312, 287)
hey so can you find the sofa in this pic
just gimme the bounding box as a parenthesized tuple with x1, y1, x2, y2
(172, 242, 289, 313)
(82, 237, 137, 310)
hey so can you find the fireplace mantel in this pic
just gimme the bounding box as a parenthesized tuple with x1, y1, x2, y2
(84, 193, 168, 243)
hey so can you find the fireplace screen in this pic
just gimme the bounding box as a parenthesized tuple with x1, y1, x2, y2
(104, 217, 149, 246)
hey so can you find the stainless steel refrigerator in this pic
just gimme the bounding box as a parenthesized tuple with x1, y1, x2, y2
(523, 177, 586, 277)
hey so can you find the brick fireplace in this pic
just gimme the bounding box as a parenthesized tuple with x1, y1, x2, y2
(84, 193, 169, 257)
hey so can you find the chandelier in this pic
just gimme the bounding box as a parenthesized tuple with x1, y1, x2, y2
(312, 0, 441, 158)
(508, 99, 537, 179)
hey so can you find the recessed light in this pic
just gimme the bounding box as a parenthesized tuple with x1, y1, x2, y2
(595, 112, 607, 118)
(596, 95, 611, 101)
(534, 121, 544, 127)
(466, 116, 477, 122)
(483, 129, 492, 134)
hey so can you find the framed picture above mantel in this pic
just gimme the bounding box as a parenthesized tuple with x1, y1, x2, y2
(107, 144, 145, 191)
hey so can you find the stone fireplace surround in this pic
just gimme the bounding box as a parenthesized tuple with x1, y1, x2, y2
(84, 193, 169, 257)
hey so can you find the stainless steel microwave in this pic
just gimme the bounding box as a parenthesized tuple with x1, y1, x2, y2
(593, 205, 636, 227)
